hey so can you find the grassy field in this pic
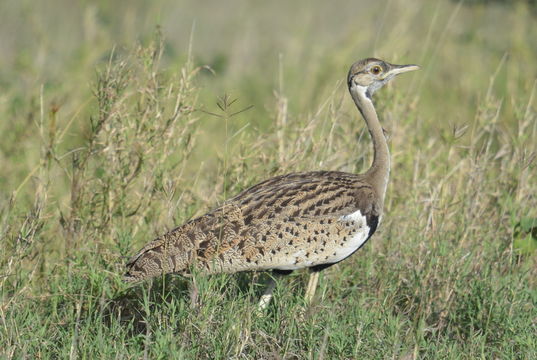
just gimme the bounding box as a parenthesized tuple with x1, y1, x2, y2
(1, 0, 536, 358)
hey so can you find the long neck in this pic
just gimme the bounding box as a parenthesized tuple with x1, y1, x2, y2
(350, 86, 390, 202)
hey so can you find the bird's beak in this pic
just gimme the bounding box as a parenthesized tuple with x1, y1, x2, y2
(387, 64, 420, 77)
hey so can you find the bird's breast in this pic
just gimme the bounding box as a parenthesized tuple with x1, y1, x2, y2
(268, 210, 371, 272)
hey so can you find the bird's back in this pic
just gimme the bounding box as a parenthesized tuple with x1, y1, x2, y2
(124, 170, 382, 282)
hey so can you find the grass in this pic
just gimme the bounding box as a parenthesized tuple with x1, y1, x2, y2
(1, 0, 536, 358)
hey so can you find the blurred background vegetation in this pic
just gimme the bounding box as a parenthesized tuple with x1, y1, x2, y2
(0, 0, 536, 358)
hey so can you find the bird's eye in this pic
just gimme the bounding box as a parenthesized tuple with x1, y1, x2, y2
(371, 66, 382, 75)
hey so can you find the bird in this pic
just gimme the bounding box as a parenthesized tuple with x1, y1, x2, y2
(124, 58, 419, 308)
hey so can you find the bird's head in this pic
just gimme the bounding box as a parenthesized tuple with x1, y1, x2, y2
(347, 58, 419, 99)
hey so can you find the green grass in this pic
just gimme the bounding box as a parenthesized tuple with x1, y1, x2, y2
(1, 0, 536, 358)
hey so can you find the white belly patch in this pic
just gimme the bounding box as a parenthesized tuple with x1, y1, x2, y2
(326, 210, 370, 264)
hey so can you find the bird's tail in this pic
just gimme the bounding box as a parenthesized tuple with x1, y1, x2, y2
(124, 205, 243, 282)
(123, 231, 191, 282)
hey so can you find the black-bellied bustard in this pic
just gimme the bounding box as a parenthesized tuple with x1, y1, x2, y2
(124, 58, 419, 308)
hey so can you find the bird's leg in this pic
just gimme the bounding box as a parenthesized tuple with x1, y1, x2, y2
(257, 270, 293, 311)
(304, 271, 320, 304)
(257, 276, 277, 311)
(189, 276, 200, 309)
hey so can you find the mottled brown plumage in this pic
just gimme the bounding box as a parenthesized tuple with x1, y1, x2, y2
(125, 171, 380, 281)
(124, 58, 419, 286)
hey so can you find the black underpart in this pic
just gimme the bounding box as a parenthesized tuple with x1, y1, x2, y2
(273, 269, 294, 276)
(308, 214, 380, 273)
(309, 262, 333, 272)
